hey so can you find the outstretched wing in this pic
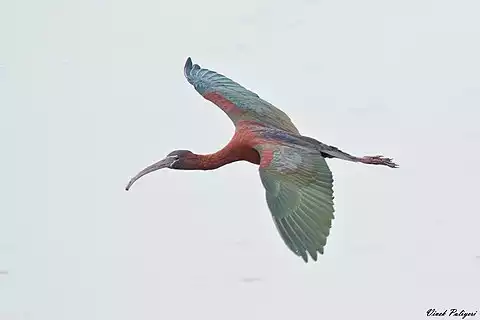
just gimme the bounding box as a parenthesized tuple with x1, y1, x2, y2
(184, 57, 300, 134)
(255, 143, 335, 262)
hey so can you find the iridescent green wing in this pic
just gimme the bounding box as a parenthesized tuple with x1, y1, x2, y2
(184, 57, 300, 134)
(255, 143, 335, 262)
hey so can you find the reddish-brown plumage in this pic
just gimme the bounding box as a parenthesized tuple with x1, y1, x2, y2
(179, 125, 263, 170)
(203, 92, 244, 116)
(259, 149, 274, 168)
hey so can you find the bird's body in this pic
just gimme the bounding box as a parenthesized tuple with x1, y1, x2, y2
(126, 57, 398, 262)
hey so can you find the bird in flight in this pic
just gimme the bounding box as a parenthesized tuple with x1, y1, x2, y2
(126, 57, 398, 262)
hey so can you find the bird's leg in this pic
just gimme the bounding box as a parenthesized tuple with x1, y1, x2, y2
(357, 155, 399, 168)
(318, 144, 398, 168)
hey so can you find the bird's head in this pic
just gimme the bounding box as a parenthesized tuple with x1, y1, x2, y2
(125, 149, 195, 191)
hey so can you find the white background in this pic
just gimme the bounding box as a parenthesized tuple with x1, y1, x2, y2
(2, 0, 480, 319)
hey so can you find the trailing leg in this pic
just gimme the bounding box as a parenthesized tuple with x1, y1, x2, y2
(295, 135, 399, 168)
(356, 155, 398, 168)
(314, 141, 398, 168)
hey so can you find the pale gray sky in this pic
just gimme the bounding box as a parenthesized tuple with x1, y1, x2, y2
(2, 0, 480, 319)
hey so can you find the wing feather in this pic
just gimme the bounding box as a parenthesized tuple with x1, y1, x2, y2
(256, 143, 335, 262)
(184, 57, 300, 134)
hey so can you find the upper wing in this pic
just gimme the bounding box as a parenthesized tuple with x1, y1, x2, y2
(255, 143, 335, 262)
(184, 57, 300, 134)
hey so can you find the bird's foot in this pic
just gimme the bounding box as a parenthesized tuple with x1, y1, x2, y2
(359, 155, 399, 168)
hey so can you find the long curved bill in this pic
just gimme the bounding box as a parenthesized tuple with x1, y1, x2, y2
(125, 157, 175, 191)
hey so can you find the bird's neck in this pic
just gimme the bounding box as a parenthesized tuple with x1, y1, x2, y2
(184, 145, 260, 170)
(195, 152, 242, 170)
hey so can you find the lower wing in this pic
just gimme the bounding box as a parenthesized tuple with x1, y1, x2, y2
(255, 143, 335, 262)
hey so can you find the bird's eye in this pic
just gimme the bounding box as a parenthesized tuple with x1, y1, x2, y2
(166, 154, 180, 168)
(169, 158, 179, 168)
